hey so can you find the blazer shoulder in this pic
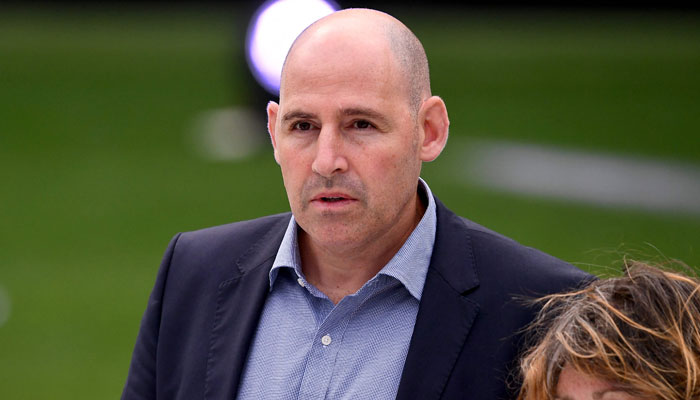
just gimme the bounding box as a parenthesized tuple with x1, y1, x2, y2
(178, 212, 291, 250)
(165, 212, 291, 281)
(460, 215, 593, 296)
(440, 209, 595, 296)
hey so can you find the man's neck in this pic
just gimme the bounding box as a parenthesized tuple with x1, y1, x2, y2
(299, 193, 427, 304)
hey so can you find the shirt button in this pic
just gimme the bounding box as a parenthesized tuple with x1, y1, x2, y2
(297, 278, 305, 288)
(321, 334, 332, 346)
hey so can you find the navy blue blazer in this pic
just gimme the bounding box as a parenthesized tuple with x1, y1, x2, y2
(122, 198, 592, 400)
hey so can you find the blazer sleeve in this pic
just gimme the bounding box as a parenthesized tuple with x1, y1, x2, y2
(121, 233, 181, 400)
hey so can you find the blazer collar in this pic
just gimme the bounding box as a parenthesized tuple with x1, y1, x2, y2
(204, 214, 290, 400)
(426, 197, 480, 294)
(396, 197, 481, 400)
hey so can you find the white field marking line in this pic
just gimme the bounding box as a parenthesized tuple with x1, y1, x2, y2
(458, 139, 700, 216)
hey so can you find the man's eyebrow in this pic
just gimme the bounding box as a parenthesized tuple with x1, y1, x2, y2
(282, 108, 391, 125)
(341, 107, 390, 125)
(281, 111, 317, 122)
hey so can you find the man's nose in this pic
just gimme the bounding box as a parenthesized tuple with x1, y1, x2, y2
(311, 127, 348, 178)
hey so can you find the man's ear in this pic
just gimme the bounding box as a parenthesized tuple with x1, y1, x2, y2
(418, 96, 449, 162)
(267, 101, 280, 164)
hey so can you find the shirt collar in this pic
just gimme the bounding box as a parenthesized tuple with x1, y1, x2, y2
(269, 178, 437, 301)
(268, 215, 302, 288)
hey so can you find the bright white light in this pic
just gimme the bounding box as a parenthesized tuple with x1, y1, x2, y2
(246, 0, 338, 95)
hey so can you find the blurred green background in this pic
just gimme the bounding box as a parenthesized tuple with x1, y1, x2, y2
(1, 4, 699, 398)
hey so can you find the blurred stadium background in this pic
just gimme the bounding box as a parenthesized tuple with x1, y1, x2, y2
(1, 1, 699, 398)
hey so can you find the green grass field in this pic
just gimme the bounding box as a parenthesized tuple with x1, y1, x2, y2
(1, 6, 699, 398)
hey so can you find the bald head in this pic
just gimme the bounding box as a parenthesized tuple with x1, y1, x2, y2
(266, 9, 450, 257)
(281, 9, 431, 114)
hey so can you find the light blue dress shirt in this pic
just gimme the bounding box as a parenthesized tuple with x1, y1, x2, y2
(237, 179, 437, 400)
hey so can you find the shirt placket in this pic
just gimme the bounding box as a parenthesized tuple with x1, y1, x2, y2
(296, 283, 377, 399)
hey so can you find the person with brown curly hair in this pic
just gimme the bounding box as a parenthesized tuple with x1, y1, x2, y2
(518, 261, 700, 400)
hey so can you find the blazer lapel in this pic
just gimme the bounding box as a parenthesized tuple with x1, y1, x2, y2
(203, 216, 289, 400)
(396, 199, 480, 400)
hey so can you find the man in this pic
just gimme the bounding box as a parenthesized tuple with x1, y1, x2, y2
(122, 8, 592, 400)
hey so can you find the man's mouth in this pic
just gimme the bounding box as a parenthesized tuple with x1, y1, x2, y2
(320, 196, 347, 202)
(311, 193, 356, 205)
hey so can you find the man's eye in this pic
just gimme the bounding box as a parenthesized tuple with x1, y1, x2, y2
(293, 122, 313, 131)
(353, 120, 372, 129)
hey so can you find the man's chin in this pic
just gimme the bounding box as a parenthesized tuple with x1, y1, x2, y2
(299, 223, 367, 248)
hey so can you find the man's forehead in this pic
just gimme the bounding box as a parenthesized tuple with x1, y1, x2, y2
(280, 53, 402, 103)
(279, 43, 408, 107)
(277, 72, 413, 124)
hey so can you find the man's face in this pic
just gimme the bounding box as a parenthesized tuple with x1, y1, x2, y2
(268, 35, 424, 252)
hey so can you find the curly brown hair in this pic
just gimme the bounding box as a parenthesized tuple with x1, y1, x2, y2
(518, 261, 700, 400)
